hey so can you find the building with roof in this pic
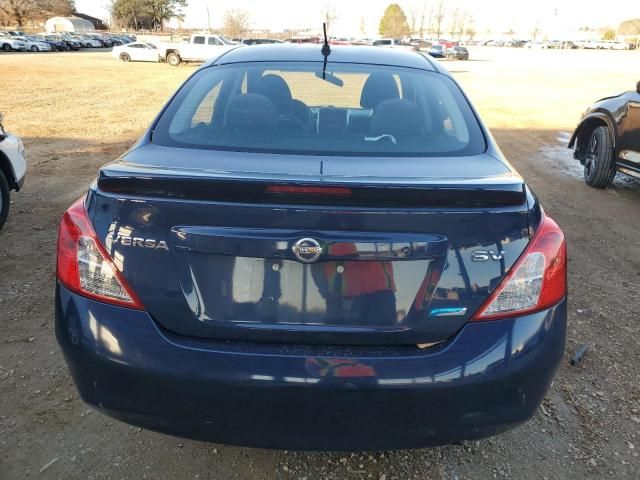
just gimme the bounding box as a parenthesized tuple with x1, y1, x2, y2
(45, 16, 94, 33)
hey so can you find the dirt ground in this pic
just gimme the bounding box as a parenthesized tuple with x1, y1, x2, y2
(1, 47, 639, 479)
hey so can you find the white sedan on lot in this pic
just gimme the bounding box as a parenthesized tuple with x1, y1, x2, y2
(15, 36, 51, 52)
(113, 42, 160, 62)
(0, 112, 26, 230)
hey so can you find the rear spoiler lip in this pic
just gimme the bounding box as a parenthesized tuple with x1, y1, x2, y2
(98, 162, 524, 187)
(97, 169, 526, 209)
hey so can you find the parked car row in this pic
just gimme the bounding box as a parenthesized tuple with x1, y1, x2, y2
(473, 38, 636, 50)
(0, 30, 137, 52)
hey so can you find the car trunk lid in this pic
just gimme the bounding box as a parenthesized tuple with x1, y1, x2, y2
(87, 146, 531, 346)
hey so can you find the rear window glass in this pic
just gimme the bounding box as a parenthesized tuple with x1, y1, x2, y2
(153, 62, 485, 156)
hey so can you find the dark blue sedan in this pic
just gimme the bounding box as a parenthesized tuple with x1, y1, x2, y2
(56, 44, 567, 451)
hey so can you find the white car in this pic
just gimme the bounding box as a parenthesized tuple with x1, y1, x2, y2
(609, 41, 630, 50)
(524, 41, 549, 49)
(72, 35, 101, 48)
(113, 42, 160, 62)
(371, 38, 415, 51)
(16, 36, 52, 52)
(0, 35, 27, 52)
(0, 113, 26, 230)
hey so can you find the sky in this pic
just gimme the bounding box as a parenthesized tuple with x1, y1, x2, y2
(77, 0, 640, 36)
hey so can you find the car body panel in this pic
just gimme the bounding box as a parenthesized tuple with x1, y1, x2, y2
(569, 89, 640, 179)
(56, 282, 566, 450)
(206, 44, 432, 71)
(0, 132, 26, 190)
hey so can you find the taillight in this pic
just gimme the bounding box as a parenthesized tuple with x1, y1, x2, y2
(56, 198, 144, 310)
(472, 214, 566, 321)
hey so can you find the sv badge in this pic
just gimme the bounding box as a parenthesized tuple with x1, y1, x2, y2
(471, 250, 505, 262)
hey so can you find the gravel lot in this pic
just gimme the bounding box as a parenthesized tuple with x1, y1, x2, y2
(1, 47, 639, 479)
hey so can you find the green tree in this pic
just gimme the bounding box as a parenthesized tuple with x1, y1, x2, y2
(110, 0, 186, 31)
(111, 0, 145, 30)
(602, 29, 615, 40)
(379, 3, 409, 38)
(146, 0, 186, 31)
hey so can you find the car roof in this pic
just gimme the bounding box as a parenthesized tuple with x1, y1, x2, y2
(205, 44, 442, 73)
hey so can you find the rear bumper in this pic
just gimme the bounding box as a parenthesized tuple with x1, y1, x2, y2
(56, 283, 566, 451)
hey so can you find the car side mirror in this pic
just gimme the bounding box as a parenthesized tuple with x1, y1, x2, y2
(637, 81, 640, 94)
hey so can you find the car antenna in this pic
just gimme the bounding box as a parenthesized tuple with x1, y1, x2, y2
(321, 22, 330, 80)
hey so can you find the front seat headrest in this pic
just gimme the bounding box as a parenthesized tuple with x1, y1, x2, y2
(224, 94, 278, 131)
(370, 99, 423, 138)
(255, 74, 293, 112)
(360, 73, 400, 109)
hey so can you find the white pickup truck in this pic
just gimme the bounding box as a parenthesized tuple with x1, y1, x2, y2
(155, 34, 240, 66)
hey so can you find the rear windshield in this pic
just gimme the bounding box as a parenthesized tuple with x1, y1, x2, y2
(153, 62, 485, 156)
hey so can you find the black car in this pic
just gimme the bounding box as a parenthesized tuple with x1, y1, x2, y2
(106, 36, 125, 46)
(447, 46, 469, 60)
(88, 34, 112, 48)
(569, 81, 640, 187)
(64, 39, 81, 51)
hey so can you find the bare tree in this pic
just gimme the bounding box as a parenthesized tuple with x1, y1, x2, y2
(465, 25, 476, 42)
(321, 4, 337, 35)
(38, 0, 74, 16)
(408, 6, 418, 35)
(432, 0, 445, 38)
(0, 0, 39, 27)
(449, 7, 460, 38)
(223, 9, 250, 38)
(456, 9, 470, 40)
(531, 20, 541, 41)
(418, 1, 430, 38)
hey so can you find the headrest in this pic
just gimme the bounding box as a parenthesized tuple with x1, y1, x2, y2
(370, 99, 423, 138)
(255, 74, 293, 112)
(360, 73, 400, 109)
(224, 94, 278, 131)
